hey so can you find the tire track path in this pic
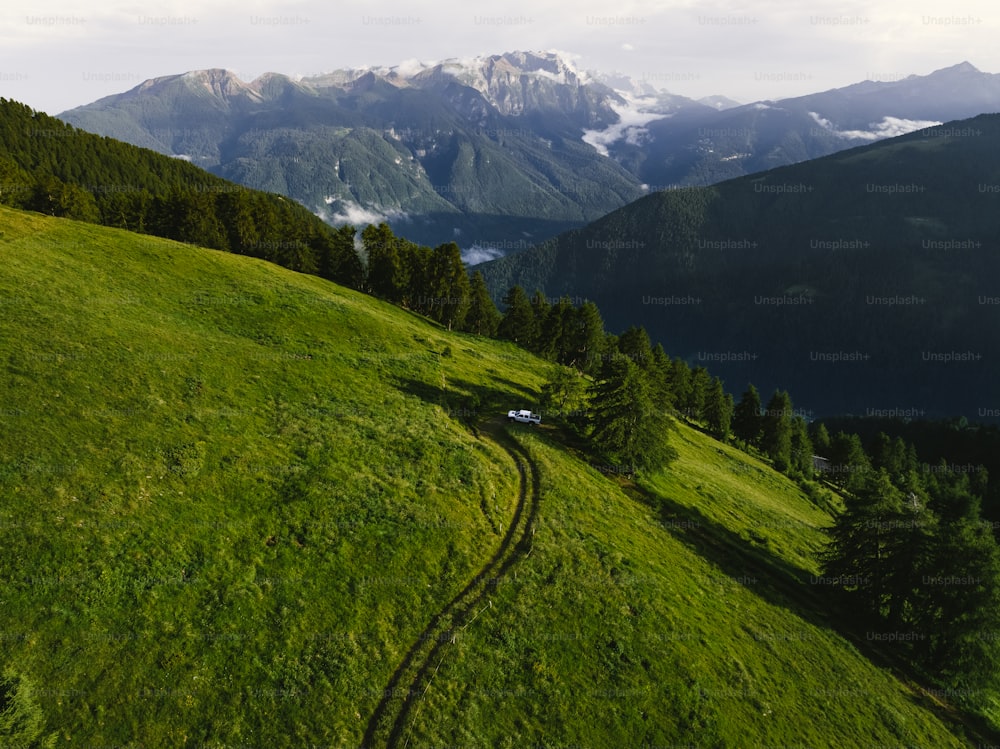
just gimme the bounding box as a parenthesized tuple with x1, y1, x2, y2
(362, 426, 541, 748)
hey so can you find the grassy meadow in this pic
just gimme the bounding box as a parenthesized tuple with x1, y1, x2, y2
(0, 205, 985, 747)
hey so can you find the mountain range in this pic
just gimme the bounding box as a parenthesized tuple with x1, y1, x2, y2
(59, 54, 1000, 257)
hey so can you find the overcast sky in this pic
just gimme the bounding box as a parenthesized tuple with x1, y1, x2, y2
(2, 0, 997, 115)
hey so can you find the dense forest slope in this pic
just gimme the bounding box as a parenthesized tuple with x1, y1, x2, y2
(479, 113, 1000, 420)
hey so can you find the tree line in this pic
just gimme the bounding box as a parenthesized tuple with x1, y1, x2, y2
(479, 240, 1000, 706)
(0, 99, 363, 288)
(820, 436, 1000, 700)
(725, 383, 1000, 703)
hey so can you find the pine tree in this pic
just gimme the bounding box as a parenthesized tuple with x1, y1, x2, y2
(761, 390, 794, 473)
(497, 286, 537, 346)
(822, 470, 913, 624)
(666, 357, 692, 412)
(571, 301, 605, 374)
(531, 291, 563, 361)
(647, 345, 674, 409)
(322, 224, 364, 289)
(918, 508, 1000, 693)
(426, 242, 470, 330)
(789, 416, 814, 478)
(540, 366, 588, 432)
(546, 296, 575, 365)
(464, 271, 501, 337)
(811, 422, 832, 457)
(703, 378, 733, 440)
(732, 384, 763, 448)
(363, 223, 406, 301)
(617, 326, 653, 368)
(828, 432, 871, 493)
(403, 241, 431, 313)
(685, 366, 712, 422)
(588, 357, 675, 474)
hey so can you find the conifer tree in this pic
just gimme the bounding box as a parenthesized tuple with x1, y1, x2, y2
(464, 271, 501, 337)
(545, 296, 575, 364)
(588, 357, 675, 474)
(828, 432, 871, 493)
(789, 416, 814, 478)
(540, 366, 588, 433)
(704, 377, 733, 440)
(616, 326, 653, 368)
(321, 224, 364, 289)
(761, 390, 794, 472)
(822, 470, 915, 624)
(685, 366, 712, 422)
(403, 241, 431, 313)
(363, 223, 406, 301)
(918, 507, 1000, 693)
(666, 357, 692, 412)
(427, 242, 470, 330)
(497, 286, 537, 346)
(531, 291, 572, 361)
(572, 301, 606, 374)
(733, 384, 764, 448)
(811, 422, 832, 457)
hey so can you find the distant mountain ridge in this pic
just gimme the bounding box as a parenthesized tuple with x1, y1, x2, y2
(60, 55, 1000, 255)
(60, 52, 659, 252)
(603, 61, 1000, 191)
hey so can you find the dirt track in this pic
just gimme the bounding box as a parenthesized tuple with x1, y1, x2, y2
(362, 424, 541, 748)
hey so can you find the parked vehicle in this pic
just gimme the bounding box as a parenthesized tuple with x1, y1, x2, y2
(507, 409, 541, 425)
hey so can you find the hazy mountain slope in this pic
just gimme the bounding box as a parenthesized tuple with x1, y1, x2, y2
(478, 112, 1000, 420)
(610, 61, 1000, 189)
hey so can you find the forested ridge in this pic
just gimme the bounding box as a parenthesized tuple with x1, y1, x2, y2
(0, 99, 362, 286)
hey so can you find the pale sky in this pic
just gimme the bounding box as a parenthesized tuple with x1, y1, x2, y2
(1, 0, 997, 115)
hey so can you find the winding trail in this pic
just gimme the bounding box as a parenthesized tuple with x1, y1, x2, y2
(362, 424, 541, 748)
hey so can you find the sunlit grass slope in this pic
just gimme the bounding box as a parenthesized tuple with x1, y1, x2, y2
(0, 206, 975, 747)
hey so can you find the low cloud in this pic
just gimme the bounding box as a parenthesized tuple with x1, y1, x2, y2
(808, 112, 942, 141)
(461, 245, 506, 265)
(322, 197, 410, 227)
(581, 95, 667, 155)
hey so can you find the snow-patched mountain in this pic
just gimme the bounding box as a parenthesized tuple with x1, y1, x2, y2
(600, 61, 1000, 190)
(62, 52, 681, 251)
(59, 54, 1000, 255)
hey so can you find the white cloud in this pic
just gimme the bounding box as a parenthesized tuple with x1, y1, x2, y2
(461, 245, 506, 265)
(808, 112, 942, 141)
(322, 198, 410, 227)
(581, 95, 667, 155)
(390, 58, 436, 77)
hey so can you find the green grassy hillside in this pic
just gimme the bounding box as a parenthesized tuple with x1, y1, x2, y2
(0, 205, 985, 746)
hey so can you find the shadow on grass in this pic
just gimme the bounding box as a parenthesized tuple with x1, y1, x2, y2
(625, 477, 1000, 745)
(392, 375, 541, 432)
(627, 479, 830, 621)
(391, 372, 1000, 742)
